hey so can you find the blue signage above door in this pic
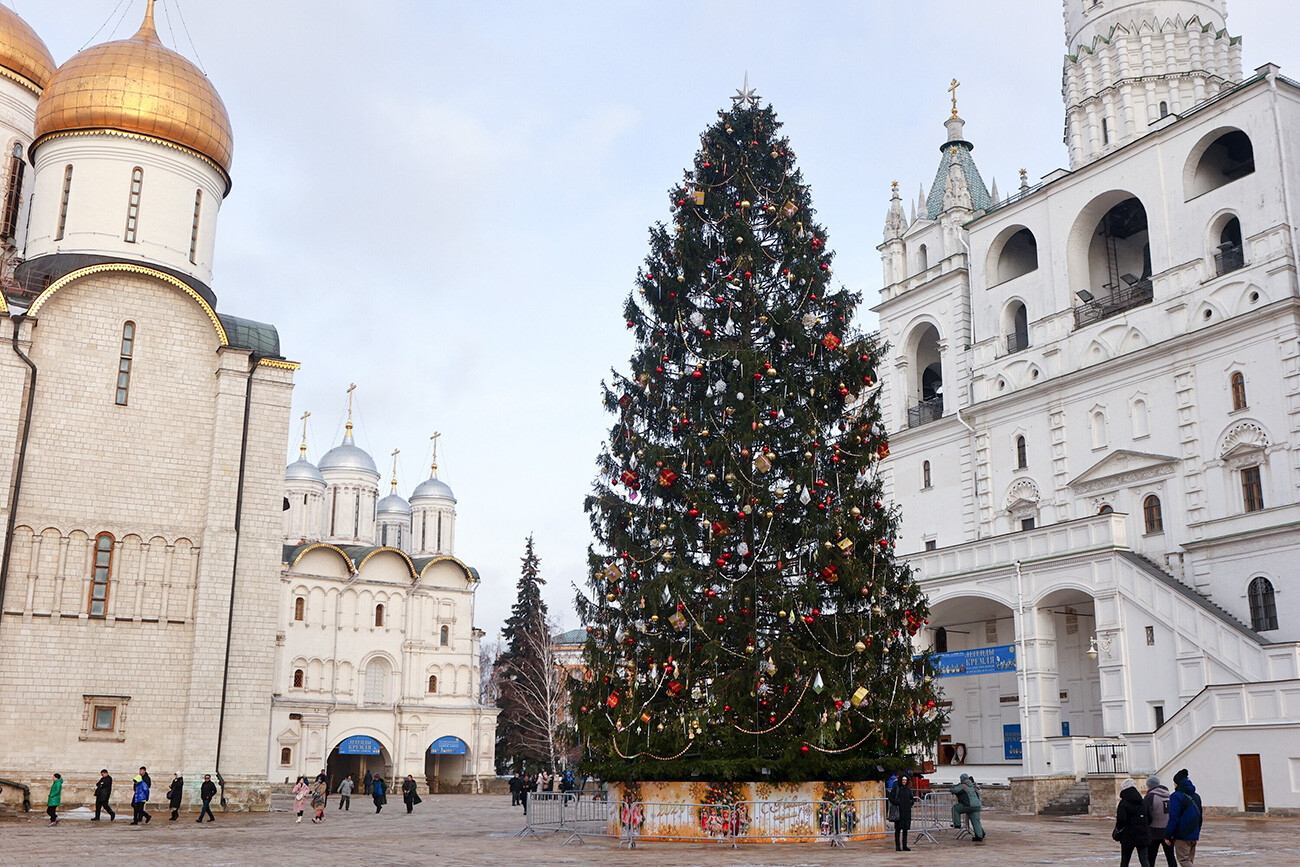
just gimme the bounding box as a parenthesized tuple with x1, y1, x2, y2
(927, 644, 1017, 678)
(429, 736, 467, 755)
(337, 735, 383, 756)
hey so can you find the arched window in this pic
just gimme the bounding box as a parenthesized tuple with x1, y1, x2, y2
(1091, 410, 1108, 449)
(1074, 195, 1151, 327)
(916, 244, 928, 273)
(1143, 495, 1163, 534)
(364, 661, 387, 704)
(280, 747, 292, 765)
(1098, 504, 1114, 515)
(124, 167, 143, 243)
(292, 669, 304, 689)
(995, 228, 1039, 285)
(1248, 577, 1278, 632)
(427, 675, 438, 693)
(55, 164, 72, 240)
(1188, 130, 1255, 199)
(375, 604, 385, 627)
(439, 625, 449, 647)
(1005, 300, 1030, 352)
(1215, 217, 1244, 276)
(1230, 371, 1247, 410)
(922, 460, 931, 489)
(1016, 436, 1028, 470)
(189, 190, 203, 263)
(115, 322, 135, 406)
(1159, 101, 1169, 118)
(1131, 398, 1150, 439)
(908, 324, 943, 427)
(2, 141, 25, 240)
(293, 597, 305, 621)
(88, 533, 114, 616)
(934, 626, 948, 654)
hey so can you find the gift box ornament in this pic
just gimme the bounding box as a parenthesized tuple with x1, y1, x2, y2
(753, 453, 773, 473)
(782, 199, 798, 218)
(692, 188, 706, 206)
(607, 692, 620, 708)
(604, 563, 624, 582)
(837, 537, 854, 553)
(658, 468, 678, 488)
(620, 470, 639, 487)
(822, 333, 842, 351)
(851, 685, 869, 707)
(669, 611, 687, 630)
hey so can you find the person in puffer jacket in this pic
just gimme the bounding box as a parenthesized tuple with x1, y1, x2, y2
(1114, 777, 1151, 867)
(1164, 769, 1203, 865)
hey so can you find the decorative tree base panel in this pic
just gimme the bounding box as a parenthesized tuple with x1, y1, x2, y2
(612, 780, 887, 842)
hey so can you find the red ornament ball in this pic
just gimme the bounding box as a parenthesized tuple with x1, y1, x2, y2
(800, 744, 810, 753)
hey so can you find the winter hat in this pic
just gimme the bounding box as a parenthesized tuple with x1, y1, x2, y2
(959, 773, 970, 782)
(1121, 777, 1137, 791)
(1173, 768, 1189, 784)
(1147, 775, 1161, 789)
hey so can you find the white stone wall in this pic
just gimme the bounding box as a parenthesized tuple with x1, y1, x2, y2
(0, 76, 39, 252)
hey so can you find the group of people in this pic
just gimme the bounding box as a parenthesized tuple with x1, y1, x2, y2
(508, 770, 577, 812)
(1114, 769, 1203, 867)
(45, 767, 218, 826)
(886, 771, 986, 852)
(290, 770, 424, 822)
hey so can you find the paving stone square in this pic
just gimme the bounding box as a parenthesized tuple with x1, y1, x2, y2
(3, 796, 1298, 866)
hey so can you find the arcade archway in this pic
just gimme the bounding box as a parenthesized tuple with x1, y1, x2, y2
(327, 734, 393, 795)
(425, 735, 468, 793)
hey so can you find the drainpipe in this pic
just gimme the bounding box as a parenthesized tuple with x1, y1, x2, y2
(0, 316, 37, 636)
(214, 351, 263, 808)
(955, 408, 981, 540)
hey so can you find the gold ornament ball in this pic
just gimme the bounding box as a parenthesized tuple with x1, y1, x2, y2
(650, 614, 659, 622)
(606, 592, 617, 601)
(850, 506, 861, 517)
(854, 641, 867, 653)
(707, 473, 717, 482)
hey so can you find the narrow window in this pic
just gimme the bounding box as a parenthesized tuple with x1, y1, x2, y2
(440, 625, 449, 646)
(330, 489, 338, 537)
(375, 604, 384, 627)
(1230, 372, 1247, 410)
(292, 669, 304, 689)
(922, 460, 932, 489)
(924, 539, 937, 551)
(280, 747, 292, 765)
(421, 513, 427, 550)
(1091, 411, 1107, 449)
(124, 167, 143, 243)
(381, 525, 388, 547)
(1143, 495, 1163, 533)
(1020, 517, 1036, 531)
(353, 491, 360, 538)
(917, 244, 928, 272)
(934, 627, 948, 653)
(55, 164, 72, 240)
(2, 142, 25, 240)
(293, 597, 305, 621)
(1145, 625, 1155, 646)
(1159, 101, 1169, 118)
(189, 189, 202, 263)
(115, 322, 135, 406)
(1154, 705, 1165, 728)
(1102, 117, 1110, 144)
(427, 675, 438, 693)
(89, 533, 114, 616)
(1241, 466, 1264, 512)
(437, 514, 444, 552)
(1248, 577, 1278, 631)
(1016, 436, 1028, 470)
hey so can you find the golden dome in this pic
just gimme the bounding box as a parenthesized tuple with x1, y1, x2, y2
(0, 5, 56, 94)
(34, 0, 233, 175)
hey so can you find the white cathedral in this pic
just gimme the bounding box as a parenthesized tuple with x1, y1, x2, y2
(0, 2, 494, 810)
(881, 0, 1300, 813)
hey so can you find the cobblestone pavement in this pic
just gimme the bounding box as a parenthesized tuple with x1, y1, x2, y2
(4, 797, 1298, 866)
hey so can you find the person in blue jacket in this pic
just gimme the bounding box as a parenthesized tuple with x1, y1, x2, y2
(130, 773, 152, 825)
(371, 774, 387, 813)
(1164, 768, 1202, 865)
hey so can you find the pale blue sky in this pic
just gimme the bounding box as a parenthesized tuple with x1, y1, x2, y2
(14, 0, 1300, 638)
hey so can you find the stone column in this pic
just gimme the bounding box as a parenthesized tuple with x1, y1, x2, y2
(1014, 594, 1062, 777)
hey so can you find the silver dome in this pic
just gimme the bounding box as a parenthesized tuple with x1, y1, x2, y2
(285, 457, 325, 485)
(318, 431, 379, 476)
(377, 492, 412, 516)
(411, 474, 456, 503)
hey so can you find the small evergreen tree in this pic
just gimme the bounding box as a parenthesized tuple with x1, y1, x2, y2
(573, 92, 943, 782)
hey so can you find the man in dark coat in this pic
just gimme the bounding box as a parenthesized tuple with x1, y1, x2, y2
(364, 770, 373, 796)
(402, 774, 421, 814)
(198, 774, 217, 822)
(92, 769, 115, 821)
(509, 773, 522, 806)
(1114, 777, 1151, 867)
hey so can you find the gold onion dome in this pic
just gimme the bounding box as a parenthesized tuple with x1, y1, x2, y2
(34, 0, 233, 175)
(0, 5, 56, 93)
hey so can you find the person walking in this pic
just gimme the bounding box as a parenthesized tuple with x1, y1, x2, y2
(950, 773, 986, 841)
(292, 776, 310, 823)
(371, 775, 387, 813)
(197, 774, 217, 822)
(1165, 769, 1203, 866)
(1144, 775, 1176, 867)
(310, 778, 327, 823)
(45, 773, 62, 826)
(167, 774, 184, 821)
(92, 769, 116, 821)
(889, 772, 914, 852)
(338, 775, 353, 811)
(509, 772, 521, 807)
(363, 770, 373, 796)
(130, 772, 151, 825)
(402, 774, 421, 814)
(1114, 777, 1152, 867)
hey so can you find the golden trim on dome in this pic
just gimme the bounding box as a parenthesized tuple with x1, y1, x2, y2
(27, 263, 229, 346)
(259, 358, 302, 371)
(30, 129, 232, 195)
(0, 289, 8, 314)
(0, 64, 42, 96)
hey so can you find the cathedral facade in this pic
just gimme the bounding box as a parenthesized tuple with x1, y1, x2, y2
(0, 3, 296, 809)
(274, 427, 497, 791)
(881, 0, 1300, 811)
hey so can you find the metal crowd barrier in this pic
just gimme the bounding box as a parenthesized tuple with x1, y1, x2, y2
(910, 790, 973, 845)
(518, 792, 617, 845)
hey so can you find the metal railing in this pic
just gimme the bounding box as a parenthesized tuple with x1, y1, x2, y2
(1005, 330, 1030, 354)
(1073, 280, 1154, 328)
(908, 396, 944, 428)
(1214, 244, 1245, 276)
(1086, 741, 1130, 775)
(910, 790, 974, 845)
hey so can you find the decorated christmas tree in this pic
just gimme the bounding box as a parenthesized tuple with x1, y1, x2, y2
(573, 86, 944, 782)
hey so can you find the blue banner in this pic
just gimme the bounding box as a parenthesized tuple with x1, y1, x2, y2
(928, 644, 1017, 678)
(1004, 724, 1022, 761)
(429, 736, 467, 755)
(337, 736, 382, 756)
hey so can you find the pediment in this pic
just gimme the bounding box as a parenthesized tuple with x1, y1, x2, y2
(1068, 449, 1178, 493)
(277, 727, 301, 745)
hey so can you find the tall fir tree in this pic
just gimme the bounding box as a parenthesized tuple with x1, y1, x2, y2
(573, 93, 943, 782)
(496, 535, 559, 771)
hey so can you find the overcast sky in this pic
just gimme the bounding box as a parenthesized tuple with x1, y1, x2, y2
(14, 0, 1300, 639)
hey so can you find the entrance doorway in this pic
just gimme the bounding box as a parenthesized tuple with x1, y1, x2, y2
(327, 735, 392, 796)
(425, 735, 468, 793)
(1240, 754, 1265, 812)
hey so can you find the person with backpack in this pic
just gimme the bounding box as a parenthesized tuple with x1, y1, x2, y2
(1114, 777, 1151, 867)
(1144, 776, 1176, 867)
(1164, 769, 1202, 865)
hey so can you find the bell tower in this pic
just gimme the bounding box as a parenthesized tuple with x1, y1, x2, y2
(1062, 0, 1241, 167)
